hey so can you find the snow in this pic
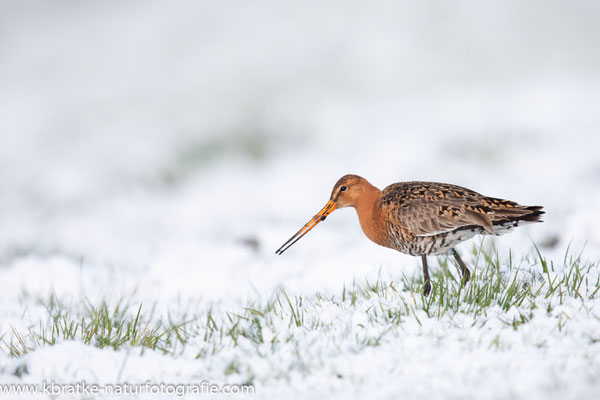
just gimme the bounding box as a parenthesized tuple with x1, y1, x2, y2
(1, 0, 600, 399)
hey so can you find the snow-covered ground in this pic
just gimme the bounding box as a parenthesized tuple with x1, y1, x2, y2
(1, 1, 600, 399)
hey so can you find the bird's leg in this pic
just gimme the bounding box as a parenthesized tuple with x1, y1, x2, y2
(421, 255, 431, 296)
(451, 248, 471, 285)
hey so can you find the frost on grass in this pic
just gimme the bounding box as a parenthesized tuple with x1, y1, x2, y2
(1, 248, 599, 399)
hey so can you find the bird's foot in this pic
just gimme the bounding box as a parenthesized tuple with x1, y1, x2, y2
(461, 269, 471, 286)
(423, 279, 431, 296)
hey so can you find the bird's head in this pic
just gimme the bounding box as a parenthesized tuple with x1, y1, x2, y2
(275, 174, 372, 255)
(329, 174, 367, 209)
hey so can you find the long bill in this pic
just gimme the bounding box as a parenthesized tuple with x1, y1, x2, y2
(275, 200, 337, 255)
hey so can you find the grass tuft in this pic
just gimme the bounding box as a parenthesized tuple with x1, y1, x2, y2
(1, 245, 598, 363)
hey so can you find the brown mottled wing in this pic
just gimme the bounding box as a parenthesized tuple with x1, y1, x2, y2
(381, 182, 541, 236)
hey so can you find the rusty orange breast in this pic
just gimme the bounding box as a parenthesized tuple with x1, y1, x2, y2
(353, 191, 394, 248)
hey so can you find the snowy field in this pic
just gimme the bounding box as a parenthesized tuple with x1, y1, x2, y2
(1, 0, 600, 399)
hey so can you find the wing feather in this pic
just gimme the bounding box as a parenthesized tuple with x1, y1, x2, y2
(381, 182, 496, 236)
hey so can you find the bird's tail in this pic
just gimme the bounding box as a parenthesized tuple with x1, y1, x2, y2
(489, 204, 544, 235)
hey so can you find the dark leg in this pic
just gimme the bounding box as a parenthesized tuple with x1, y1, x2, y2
(451, 248, 471, 285)
(421, 255, 431, 296)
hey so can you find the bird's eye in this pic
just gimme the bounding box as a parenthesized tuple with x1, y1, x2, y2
(340, 186, 347, 192)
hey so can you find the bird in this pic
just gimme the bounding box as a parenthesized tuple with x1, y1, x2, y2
(276, 174, 544, 296)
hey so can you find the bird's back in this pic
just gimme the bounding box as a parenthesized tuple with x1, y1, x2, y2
(377, 181, 543, 255)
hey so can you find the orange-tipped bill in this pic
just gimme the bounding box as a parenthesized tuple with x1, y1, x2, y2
(275, 200, 337, 255)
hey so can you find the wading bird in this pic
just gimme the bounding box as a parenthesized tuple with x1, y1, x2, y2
(276, 175, 543, 295)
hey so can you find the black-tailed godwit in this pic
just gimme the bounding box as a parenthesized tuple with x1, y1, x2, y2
(276, 175, 544, 295)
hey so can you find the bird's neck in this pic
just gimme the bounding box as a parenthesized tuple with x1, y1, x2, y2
(354, 183, 387, 246)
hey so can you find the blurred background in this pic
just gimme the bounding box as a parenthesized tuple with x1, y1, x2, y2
(1, 0, 599, 302)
